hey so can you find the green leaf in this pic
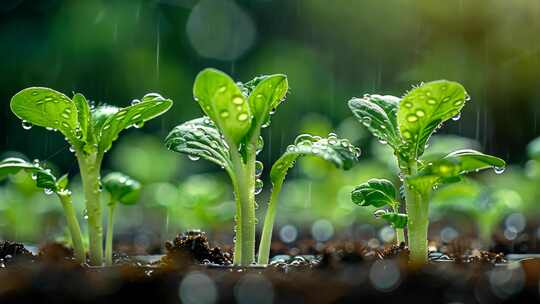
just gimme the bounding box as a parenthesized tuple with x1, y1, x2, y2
(398, 81, 467, 159)
(348, 94, 401, 149)
(165, 117, 232, 171)
(11, 87, 81, 145)
(0, 158, 57, 192)
(56, 174, 69, 190)
(409, 149, 506, 193)
(246, 74, 288, 129)
(270, 133, 360, 187)
(73, 93, 92, 144)
(351, 178, 398, 208)
(103, 172, 141, 205)
(380, 212, 408, 229)
(193, 68, 252, 145)
(97, 93, 172, 153)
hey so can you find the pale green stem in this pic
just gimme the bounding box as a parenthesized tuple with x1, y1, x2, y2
(395, 228, 405, 245)
(257, 181, 282, 265)
(105, 202, 116, 266)
(404, 161, 431, 265)
(229, 145, 256, 266)
(57, 191, 85, 264)
(76, 151, 104, 266)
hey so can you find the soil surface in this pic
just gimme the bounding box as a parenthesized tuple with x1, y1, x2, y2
(0, 233, 538, 303)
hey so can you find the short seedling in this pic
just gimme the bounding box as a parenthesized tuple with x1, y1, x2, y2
(348, 81, 506, 265)
(11, 88, 172, 265)
(0, 158, 85, 263)
(166, 68, 360, 266)
(103, 172, 141, 266)
(351, 178, 407, 244)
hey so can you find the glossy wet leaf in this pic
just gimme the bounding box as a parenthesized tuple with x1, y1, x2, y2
(97, 93, 172, 153)
(193, 68, 252, 145)
(11, 87, 81, 144)
(351, 178, 398, 208)
(398, 81, 467, 159)
(103, 172, 141, 205)
(408, 149, 506, 194)
(165, 117, 232, 171)
(0, 158, 58, 192)
(270, 133, 360, 188)
(348, 94, 401, 149)
(246, 74, 288, 129)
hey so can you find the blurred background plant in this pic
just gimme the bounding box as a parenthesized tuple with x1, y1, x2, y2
(0, 0, 539, 253)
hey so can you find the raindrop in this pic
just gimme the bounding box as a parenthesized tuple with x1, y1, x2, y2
(403, 101, 413, 108)
(256, 136, 264, 154)
(362, 117, 372, 127)
(232, 96, 244, 105)
(83, 209, 89, 220)
(237, 113, 249, 121)
(69, 146, 75, 153)
(131, 99, 141, 106)
(21, 120, 33, 130)
(415, 110, 425, 117)
(32, 159, 40, 166)
(218, 86, 227, 93)
(373, 209, 386, 218)
(44, 188, 54, 195)
(451, 113, 461, 121)
(407, 114, 418, 123)
(220, 110, 230, 118)
(494, 166, 506, 174)
(254, 179, 263, 195)
(188, 155, 201, 161)
(133, 121, 145, 129)
(294, 134, 313, 145)
(255, 161, 263, 176)
(427, 99, 437, 105)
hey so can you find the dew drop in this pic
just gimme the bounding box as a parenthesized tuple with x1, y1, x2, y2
(402, 131, 412, 139)
(237, 113, 249, 121)
(373, 210, 386, 218)
(132, 113, 142, 121)
(44, 188, 54, 195)
(83, 209, 89, 220)
(21, 120, 33, 130)
(453, 99, 463, 106)
(451, 113, 461, 121)
(133, 121, 145, 128)
(232, 96, 244, 105)
(255, 161, 264, 177)
(415, 110, 425, 117)
(362, 117, 372, 127)
(254, 179, 263, 195)
(218, 86, 227, 93)
(256, 136, 264, 154)
(427, 99, 437, 105)
(217, 110, 230, 119)
(407, 114, 418, 122)
(131, 99, 141, 106)
(403, 102, 413, 108)
(188, 155, 200, 161)
(294, 134, 313, 145)
(494, 166, 506, 174)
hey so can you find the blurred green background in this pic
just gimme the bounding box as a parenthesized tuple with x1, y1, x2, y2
(0, 0, 539, 252)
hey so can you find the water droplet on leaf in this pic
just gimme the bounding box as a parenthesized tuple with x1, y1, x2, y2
(21, 120, 33, 130)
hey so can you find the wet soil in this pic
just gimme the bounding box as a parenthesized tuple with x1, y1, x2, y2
(0, 233, 538, 303)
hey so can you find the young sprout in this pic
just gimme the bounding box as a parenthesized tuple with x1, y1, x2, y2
(11, 88, 172, 265)
(348, 82, 506, 265)
(351, 179, 407, 244)
(166, 68, 360, 266)
(0, 158, 85, 263)
(103, 172, 141, 266)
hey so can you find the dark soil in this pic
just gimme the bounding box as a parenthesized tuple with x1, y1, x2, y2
(0, 234, 538, 304)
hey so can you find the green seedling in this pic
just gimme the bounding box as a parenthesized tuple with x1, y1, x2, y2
(11, 88, 172, 265)
(431, 180, 522, 245)
(351, 178, 407, 244)
(103, 172, 141, 266)
(0, 158, 85, 263)
(348, 81, 506, 265)
(166, 68, 359, 266)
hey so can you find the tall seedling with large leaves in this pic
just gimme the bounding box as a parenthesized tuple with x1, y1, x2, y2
(348, 82, 505, 265)
(166, 69, 360, 266)
(11, 88, 172, 265)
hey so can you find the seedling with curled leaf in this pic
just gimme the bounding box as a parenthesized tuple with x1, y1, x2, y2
(166, 68, 360, 266)
(351, 179, 407, 244)
(348, 81, 506, 265)
(0, 158, 85, 263)
(103, 172, 141, 266)
(11, 88, 172, 265)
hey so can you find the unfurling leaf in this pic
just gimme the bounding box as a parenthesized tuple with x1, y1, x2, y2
(246, 74, 288, 129)
(11, 87, 81, 145)
(348, 94, 401, 149)
(97, 93, 172, 153)
(72, 93, 92, 144)
(398, 81, 467, 159)
(165, 117, 232, 171)
(193, 68, 252, 145)
(103, 172, 141, 205)
(351, 178, 398, 208)
(270, 133, 360, 188)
